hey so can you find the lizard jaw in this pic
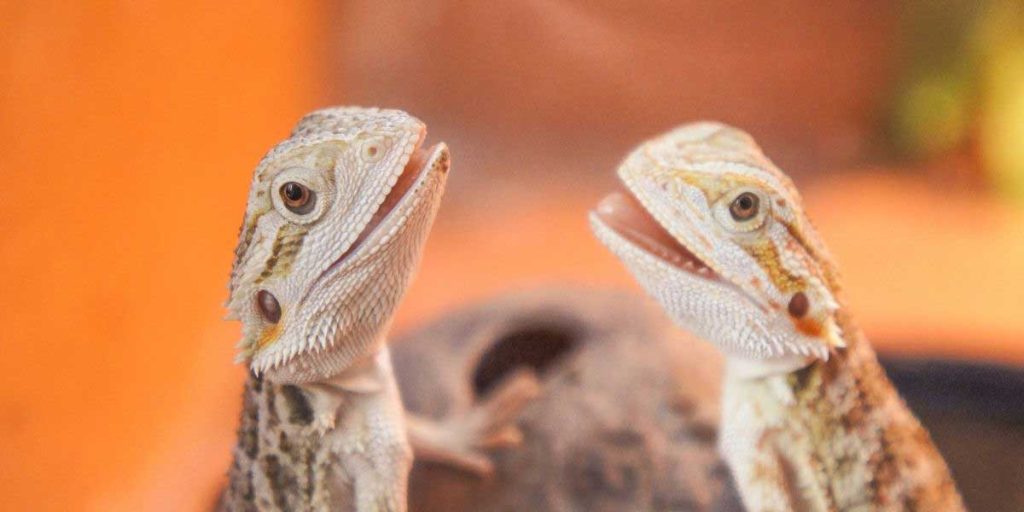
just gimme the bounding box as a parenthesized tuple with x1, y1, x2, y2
(343, 139, 444, 260)
(593, 182, 769, 315)
(590, 189, 822, 362)
(594, 188, 719, 280)
(311, 136, 448, 288)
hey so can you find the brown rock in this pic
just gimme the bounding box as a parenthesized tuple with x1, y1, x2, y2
(391, 287, 742, 511)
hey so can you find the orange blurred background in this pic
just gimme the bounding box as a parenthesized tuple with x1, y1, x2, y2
(1, 2, 1022, 510)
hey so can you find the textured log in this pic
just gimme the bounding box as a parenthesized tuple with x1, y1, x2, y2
(391, 288, 743, 511)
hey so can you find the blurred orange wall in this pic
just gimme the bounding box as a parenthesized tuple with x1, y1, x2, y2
(0, 2, 325, 510)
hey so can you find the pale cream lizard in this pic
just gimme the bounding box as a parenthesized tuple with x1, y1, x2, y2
(591, 122, 965, 511)
(220, 107, 537, 511)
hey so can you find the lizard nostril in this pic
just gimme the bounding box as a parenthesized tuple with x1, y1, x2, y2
(256, 290, 281, 323)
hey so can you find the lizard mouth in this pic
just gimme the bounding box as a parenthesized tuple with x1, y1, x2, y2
(344, 138, 445, 260)
(310, 135, 448, 287)
(594, 188, 719, 280)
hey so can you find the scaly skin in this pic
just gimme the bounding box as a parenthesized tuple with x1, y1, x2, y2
(591, 123, 965, 511)
(220, 107, 536, 511)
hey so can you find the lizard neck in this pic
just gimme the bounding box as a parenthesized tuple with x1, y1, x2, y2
(221, 373, 333, 511)
(221, 337, 401, 510)
(719, 311, 964, 511)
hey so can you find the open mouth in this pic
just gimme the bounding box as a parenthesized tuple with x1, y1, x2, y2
(310, 135, 446, 289)
(344, 138, 444, 259)
(594, 188, 719, 280)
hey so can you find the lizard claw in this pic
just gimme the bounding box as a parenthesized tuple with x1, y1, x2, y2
(477, 425, 523, 449)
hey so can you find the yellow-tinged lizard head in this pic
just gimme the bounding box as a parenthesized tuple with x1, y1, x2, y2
(591, 122, 844, 367)
(227, 107, 449, 383)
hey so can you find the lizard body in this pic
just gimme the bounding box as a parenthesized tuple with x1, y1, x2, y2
(221, 107, 535, 511)
(591, 122, 964, 511)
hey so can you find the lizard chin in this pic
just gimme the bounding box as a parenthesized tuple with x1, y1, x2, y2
(594, 189, 718, 280)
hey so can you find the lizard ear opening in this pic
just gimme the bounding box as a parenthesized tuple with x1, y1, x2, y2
(256, 290, 281, 324)
(788, 292, 810, 318)
(471, 323, 580, 397)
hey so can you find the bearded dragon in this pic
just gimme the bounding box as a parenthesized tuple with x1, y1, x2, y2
(591, 122, 965, 511)
(220, 107, 537, 511)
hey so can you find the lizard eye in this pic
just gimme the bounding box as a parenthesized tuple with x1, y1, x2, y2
(730, 192, 760, 221)
(279, 182, 316, 214)
(270, 167, 329, 224)
(714, 188, 768, 233)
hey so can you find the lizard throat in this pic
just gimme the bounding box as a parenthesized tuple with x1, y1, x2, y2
(595, 189, 718, 280)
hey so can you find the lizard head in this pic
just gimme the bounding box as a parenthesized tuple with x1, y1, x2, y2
(591, 122, 844, 367)
(227, 107, 449, 383)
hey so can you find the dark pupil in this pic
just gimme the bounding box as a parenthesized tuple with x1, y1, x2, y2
(279, 182, 316, 214)
(283, 183, 304, 202)
(730, 192, 759, 220)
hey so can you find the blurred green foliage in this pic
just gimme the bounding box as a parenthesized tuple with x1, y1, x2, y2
(892, 0, 1024, 199)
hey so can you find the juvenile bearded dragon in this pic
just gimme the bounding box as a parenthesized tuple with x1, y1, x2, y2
(591, 123, 965, 511)
(220, 107, 536, 511)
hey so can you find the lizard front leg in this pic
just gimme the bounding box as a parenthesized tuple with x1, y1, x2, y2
(405, 369, 540, 476)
